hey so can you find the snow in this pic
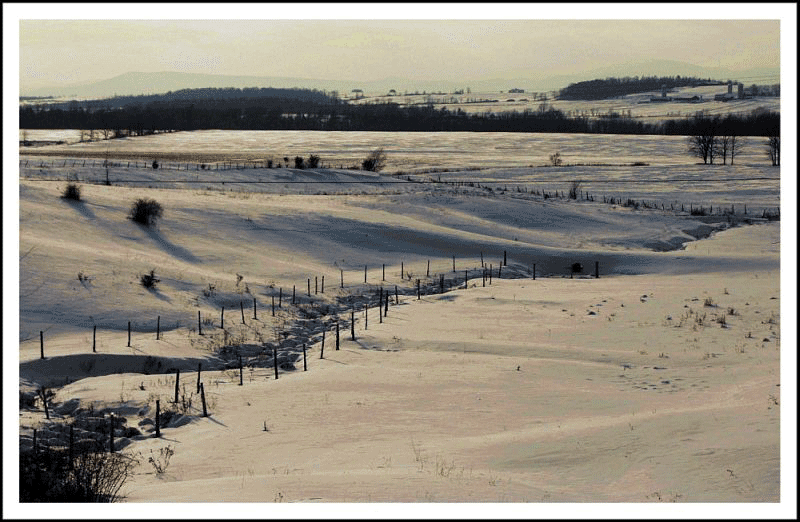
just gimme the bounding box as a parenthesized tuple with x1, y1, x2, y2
(7, 143, 795, 517)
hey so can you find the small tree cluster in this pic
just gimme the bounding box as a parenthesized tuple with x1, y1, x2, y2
(140, 269, 160, 289)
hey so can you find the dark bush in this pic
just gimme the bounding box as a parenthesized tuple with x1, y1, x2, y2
(570, 262, 583, 274)
(19, 446, 137, 502)
(308, 154, 321, 168)
(140, 269, 160, 289)
(62, 183, 82, 201)
(129, 198, 163, 227)
(362, 148, 387, 172)
(294, 156, 305, 169)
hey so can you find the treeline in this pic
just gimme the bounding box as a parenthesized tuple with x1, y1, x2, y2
(559, 76, 723, 100)
(19, 98, 779, 137)
(46, 87, 340, 111)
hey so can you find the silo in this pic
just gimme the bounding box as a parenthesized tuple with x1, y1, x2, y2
(737, 83, 744, 98)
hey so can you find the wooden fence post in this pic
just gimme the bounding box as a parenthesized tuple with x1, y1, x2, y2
(465, 269, 468, 289)
(336, 322, 340, 350)
(200, 383, 208, 417)
(315, 276, 318, 294)
(279, 288, 282, 307)
(156, 316, 160, 340)
(401, 262, 404, 280)
(254, 297, 258, 319)
(384, 289, 389, 315)
(321, 275, 325, 293)
(379, 290, 384, 322)
(533, 263, 536, 280)
(93, 325, 96, 352)
(504, 250, 507, 266)
(341, 269, 344, 289)
(427, 260, 430, 277)
(174, 369, 180, 403)
(272, 296, 275, 317)
(241, 300, 245, 324)
(197, 363, 202, 393)
(293, 285, 296, 305)
(440, 274, 444, 293)
(595, 261, 600, 279)
(109, 414, 115, 453)
(417, 279, 421, 300)
(453, 255, 456, 272)
(395, 285, 399, 304)
(365, 304, 368, 329)
(365, 265, 368, 284)
(42, 387, 50, 419)
(481, 251, 484, 267)
(382, 264, 385, 281)
(499, 263, 502, 278)
(69, 426, 74, 468)
(273, 347, 279, 380)
(351, 312, 355, 340)
(303, 344, 307, 370)
(155, 399, 160, 437)
(238, 356, 243, 385)
(198, 310, 203, 335)
(221, 307, 224, 329)
(320, 329, 325, 359)
(127, 322, 131, 347)
(308, 278, 311, 297)
(489, 265, 492, 285)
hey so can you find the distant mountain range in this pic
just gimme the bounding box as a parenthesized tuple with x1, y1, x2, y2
(20, 59, 779, 99)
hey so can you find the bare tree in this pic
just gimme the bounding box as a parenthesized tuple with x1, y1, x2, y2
(688, 115, 720, 165)
(767, 133, 780, 166)
(362, 148, 387, 172)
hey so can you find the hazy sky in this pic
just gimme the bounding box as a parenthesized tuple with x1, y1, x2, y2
(8, 4, 792, 91)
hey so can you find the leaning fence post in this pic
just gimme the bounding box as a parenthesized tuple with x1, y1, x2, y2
(241, 300, 245, 324)
(320, 329, 325, 359)
(200, 383, 208, 417)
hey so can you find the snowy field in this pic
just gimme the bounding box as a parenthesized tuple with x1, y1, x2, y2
(10, 144, 794, 516)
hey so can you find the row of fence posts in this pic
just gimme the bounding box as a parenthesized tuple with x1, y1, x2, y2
(32, 255, 601, 439)
(35, 257, 602, 359)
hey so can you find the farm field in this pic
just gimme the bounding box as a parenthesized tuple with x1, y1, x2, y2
(10, 132, 793, 515)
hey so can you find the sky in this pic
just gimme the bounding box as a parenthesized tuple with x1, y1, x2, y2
(8, 3, 792, 93)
